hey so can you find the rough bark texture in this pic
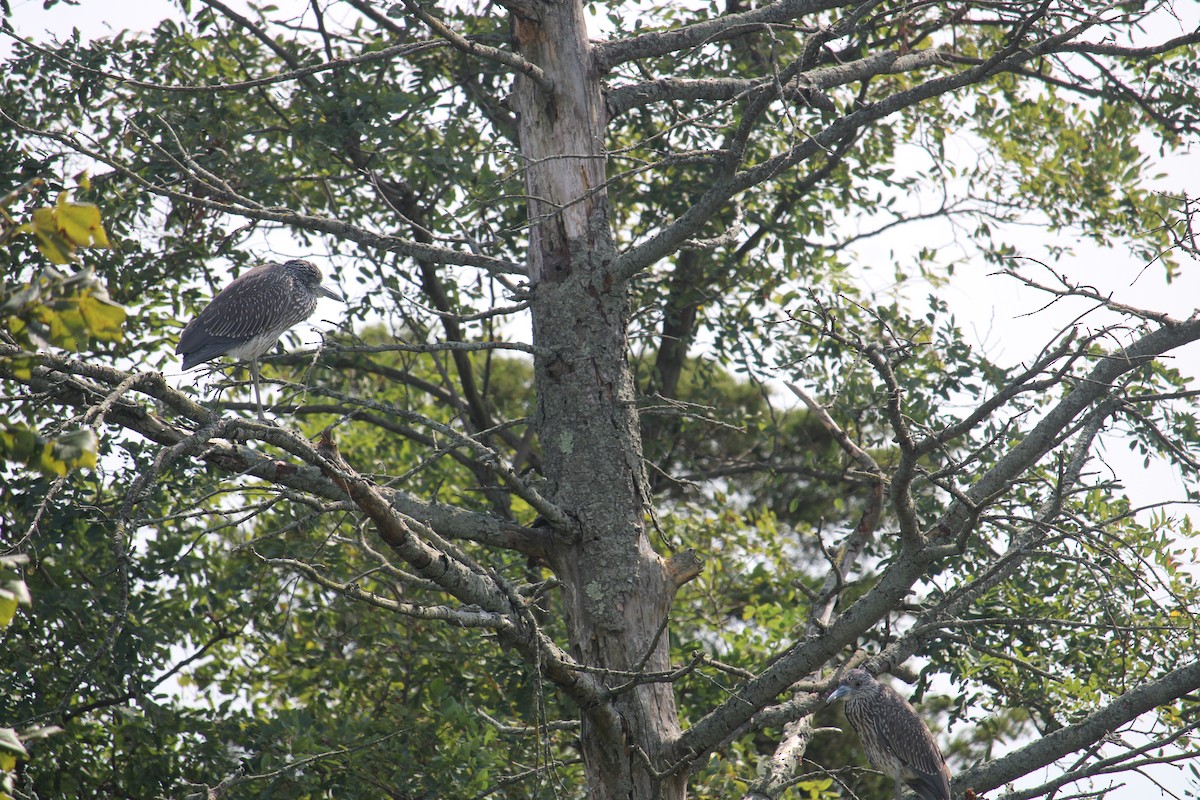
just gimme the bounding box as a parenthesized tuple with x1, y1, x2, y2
(510, 3, 685, 798)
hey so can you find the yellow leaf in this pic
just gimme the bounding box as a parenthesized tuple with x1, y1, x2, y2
(39, 445, 68, 477)
(0, 596, 16, 628)
(92, 221, 111, 248)
(32, 227, 76, 264)
(30, 206, 54, 230)
(26, 199, 112, 262)
(77, 290, 126, 342)
(58, 202, 110, 249)
(4, 356, 34, 381)
(49, 428, 98, 473)
(45, 305, 84, 351)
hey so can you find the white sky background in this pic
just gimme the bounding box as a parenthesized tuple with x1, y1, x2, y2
(4, 0, 1200, 798)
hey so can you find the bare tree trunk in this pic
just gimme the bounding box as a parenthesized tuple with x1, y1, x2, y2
(510, 2, 685, 798)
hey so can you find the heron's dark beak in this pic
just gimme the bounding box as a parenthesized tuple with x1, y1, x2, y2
(318, 284, 345, 302)
(826, 685, 850, 704)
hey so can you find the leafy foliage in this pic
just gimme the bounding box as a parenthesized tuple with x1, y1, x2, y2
(0, 174, 118, 476)
(1, 2, 1199, 799)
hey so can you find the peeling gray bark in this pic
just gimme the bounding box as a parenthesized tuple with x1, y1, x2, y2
(510, 2, 685, 798)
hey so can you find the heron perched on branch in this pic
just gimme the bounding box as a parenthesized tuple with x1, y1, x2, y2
(176, 259, 343, 416)
(826, 668, 952, 800)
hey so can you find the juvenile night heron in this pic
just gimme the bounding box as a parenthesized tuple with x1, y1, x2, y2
(176, 259, 343, 416)
(826, 668, 952, 800)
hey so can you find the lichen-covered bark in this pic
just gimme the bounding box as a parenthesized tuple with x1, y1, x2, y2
(510, 2, 685, 798)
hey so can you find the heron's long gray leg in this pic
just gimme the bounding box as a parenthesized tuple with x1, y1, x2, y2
(249, 358, 265, 419)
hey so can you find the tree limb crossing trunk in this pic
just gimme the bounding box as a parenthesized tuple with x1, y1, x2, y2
(510, 2, 686, 798)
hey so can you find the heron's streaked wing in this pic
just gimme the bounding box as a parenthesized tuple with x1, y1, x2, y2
(192, 265, 313, 338)
(870, 686, 950, 799)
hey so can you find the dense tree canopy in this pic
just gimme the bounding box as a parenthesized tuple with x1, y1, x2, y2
(2, 1, 1200, 799)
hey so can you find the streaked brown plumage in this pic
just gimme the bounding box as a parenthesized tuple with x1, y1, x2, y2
(826, 668, 952, 800)
(176, 259, 342, 415)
